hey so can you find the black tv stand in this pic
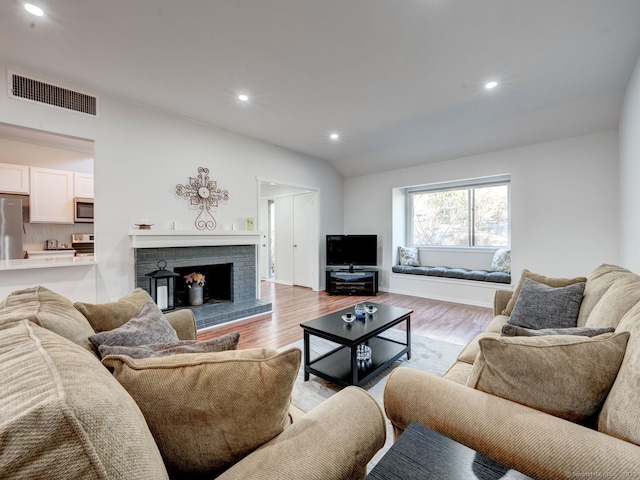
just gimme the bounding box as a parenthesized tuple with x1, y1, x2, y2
(326, 267, 378, 296)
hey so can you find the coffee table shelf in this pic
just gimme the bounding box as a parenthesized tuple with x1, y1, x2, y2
(307, 336, 409, 387)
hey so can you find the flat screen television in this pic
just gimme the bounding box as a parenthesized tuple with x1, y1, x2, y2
(326, 234, 377, 267)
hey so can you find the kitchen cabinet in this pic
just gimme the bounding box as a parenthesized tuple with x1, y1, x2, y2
(74, 172, 94, 198)
(0, 163, 29, 194)
(29, 167, 74, 223)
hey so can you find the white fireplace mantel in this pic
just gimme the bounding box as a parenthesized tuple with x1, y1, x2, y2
(128, 229, 262, 249)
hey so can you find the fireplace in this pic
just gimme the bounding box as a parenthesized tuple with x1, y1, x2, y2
(173, 263, 232, 307)
(132, 239, 271, 329)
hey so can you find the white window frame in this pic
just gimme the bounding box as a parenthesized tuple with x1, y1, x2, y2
(406, 174, 511, 249)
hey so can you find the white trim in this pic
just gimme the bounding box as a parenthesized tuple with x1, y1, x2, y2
(417, 246, 503, 253)
(405, 173, 511, 194)
(128, 229, 260, 249)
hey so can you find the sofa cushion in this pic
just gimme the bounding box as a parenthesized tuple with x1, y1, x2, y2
(398, 246, 420, 266)
(442, 361, 474, 385)
(502, 269, 587, 316)
(88, 301, 179, 355)
(508, 279, 585, 330)
(466, 332, 629, 424)
(584, 278, 640, 329)
(578, 264, 640, 327)
(74, 288, 155, 332)
(484, 315, 510, 334)
(598, 302, 640, 446)
(102, 347, 301, 477)
(0, 286, 96, 353)
(0, 320, 168, 479)
(501, 324, 615, 337)
(456, 332, 501, 364)
(98, 331, 240, 358)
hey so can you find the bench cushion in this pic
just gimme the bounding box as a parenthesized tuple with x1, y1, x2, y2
(392, 265, 511, 284)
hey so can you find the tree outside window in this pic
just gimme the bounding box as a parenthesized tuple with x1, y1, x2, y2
(409, 184, 509, 247)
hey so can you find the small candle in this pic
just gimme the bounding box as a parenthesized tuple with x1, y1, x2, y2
(157, 286, 168, 310)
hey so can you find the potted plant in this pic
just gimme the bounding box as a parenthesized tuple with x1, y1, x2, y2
(184, 272, 206, 306)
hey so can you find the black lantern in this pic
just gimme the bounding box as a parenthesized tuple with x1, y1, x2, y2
(146, 260, 180, 311)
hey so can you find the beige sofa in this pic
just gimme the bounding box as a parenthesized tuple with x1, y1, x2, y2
(0, 286, 386, 480)
(384, 264, 640, 479)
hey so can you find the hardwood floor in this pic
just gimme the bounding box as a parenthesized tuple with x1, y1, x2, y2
(197, 281, 494, 349)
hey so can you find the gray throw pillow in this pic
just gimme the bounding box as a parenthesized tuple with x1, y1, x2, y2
(98, 331, 240, 358)
(89, 300, 179, 354)
(502, 324, 615, 338)
(509, 278, 586, 329)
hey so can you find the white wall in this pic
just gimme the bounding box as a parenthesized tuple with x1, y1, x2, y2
(620, 53, 640, 272)
(345, 130, 619, 305)
(0, 63, 343, 301)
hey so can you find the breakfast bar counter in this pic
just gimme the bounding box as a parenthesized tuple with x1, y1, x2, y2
(0, 256, 97, 271)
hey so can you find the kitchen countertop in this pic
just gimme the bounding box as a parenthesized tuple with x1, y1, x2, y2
(27, 249, 77, 257)
(0, 256, 97, 271)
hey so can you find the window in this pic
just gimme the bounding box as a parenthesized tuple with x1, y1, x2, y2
(407, 177, 510, 247)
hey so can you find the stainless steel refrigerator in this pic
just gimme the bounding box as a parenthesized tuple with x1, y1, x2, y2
(0, 196, 24, 260)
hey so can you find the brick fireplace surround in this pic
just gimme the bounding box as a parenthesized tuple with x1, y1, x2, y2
(130, 230, 271, 330)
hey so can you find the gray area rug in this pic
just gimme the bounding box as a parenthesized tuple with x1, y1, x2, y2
(278, 329, 465, 471)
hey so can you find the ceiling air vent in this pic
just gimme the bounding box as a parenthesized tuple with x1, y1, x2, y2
(8, 71, 99, 117)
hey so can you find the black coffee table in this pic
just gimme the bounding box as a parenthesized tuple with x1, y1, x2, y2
(300, 303, 412, 388)
(367, 422, 533, 480)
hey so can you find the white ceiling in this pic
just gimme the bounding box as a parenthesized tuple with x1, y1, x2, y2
(1, 0, 640, 177)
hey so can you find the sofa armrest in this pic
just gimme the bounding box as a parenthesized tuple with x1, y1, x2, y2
(493, 288, 513, 316)
(164, 309, 197, 340)
(384, 367, 640, 480)
(217, 386, 386, 480)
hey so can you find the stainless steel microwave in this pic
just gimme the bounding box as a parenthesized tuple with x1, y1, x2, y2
(74, 197, 94, 223)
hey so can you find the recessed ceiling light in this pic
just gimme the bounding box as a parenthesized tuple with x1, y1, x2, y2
(238, 94, 249, 102)
(485, 81, 498, 90)
(329, 133, 340, 141)
(24, 3, 44, 16)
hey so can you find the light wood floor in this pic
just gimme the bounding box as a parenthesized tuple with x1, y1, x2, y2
(198, 281, 494, 349)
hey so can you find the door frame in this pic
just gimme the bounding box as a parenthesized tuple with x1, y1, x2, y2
(256, 177, 320, 291)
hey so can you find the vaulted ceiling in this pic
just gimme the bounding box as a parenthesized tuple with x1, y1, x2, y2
(2, 0, 640, 177)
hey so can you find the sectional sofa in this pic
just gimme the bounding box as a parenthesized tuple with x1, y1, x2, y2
(0, 286, 386, 479)
(384, 264, 640, 479)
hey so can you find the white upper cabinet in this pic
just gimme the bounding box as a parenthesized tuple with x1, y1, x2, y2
(74, 172, 94, 198)
(29, 167, 74, 223)
(0, 163, 30, 194)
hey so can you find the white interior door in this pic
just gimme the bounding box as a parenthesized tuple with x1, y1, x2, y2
(293, 192, 315, 288)
(273, 196, 294, 284)
(258, 199, 269, 280)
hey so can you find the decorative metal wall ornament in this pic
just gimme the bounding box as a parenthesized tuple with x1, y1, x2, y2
(175, 167, 229, 230)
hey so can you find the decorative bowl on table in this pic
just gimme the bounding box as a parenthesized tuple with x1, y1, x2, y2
(342, 313, 355, 323)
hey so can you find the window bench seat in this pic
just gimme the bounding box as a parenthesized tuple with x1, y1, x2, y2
(391, 265, 511, 284)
